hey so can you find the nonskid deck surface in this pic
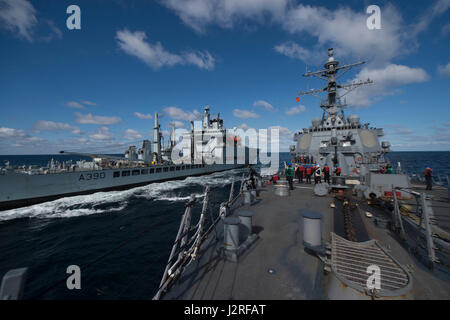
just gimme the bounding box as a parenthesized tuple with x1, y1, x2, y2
(164, 181, 334, 300)
(163, 179, 450, 300)
(352, 183, 450, 299)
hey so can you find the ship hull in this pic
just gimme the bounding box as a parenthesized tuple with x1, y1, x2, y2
(0, 163, 244, 211)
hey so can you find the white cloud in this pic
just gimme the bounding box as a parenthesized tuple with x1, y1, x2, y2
(238, 123, 250, 130)
(134, 112, 153, 119)
(346, 64, 429, 107)
(0, 0, 37, 41)
(163, 106, 199, 121)
(80, 100, 97, 106)
(281, 4, 407, 66)
(253, 100, 275, 112)
(168, 120, 185, 128)
(65, 101, 85, 109)
(413, 0, 450, 35)
(0, 127, 26, 138)
(41, 19, 62, 42)
(233, 109, 259, 119)
(88, 127, 114, 141)
(285, 105, 306, 115)
(123, 129, 143, 140)
(438, 62, 450, 77)
(274, 42, 313, 63)
(268, 125, 291, 137)
(161, 0, 289, 33)
(32, 121, 81, 134)
(116, 29, 215, 70)
(442, 22, 450, 36)
(75, 112, 121, 125)
(184, 51, 215, 70)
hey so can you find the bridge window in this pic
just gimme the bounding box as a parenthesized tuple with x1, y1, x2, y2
(122, 170, 130, 177)
(150, 168, 155, 174)
(163, 167, 168, 172)
(170, 166, 175, 172)
(132, 170, 140, 176)
(141, 169, 148, 175)
(156, 168, 162, 173)
(113, 171, 120, 178)
(176, 166, 181, 171)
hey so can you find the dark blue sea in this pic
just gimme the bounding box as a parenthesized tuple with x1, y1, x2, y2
(0, 152, 449, 299)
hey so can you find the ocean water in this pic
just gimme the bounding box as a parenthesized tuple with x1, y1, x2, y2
(0, 152, 449, 299)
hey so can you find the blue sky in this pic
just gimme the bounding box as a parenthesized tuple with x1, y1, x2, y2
(0, 0, 449, 154)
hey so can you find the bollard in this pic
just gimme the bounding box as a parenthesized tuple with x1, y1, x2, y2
(301, 210, 323, 252)
(0, 268, 28, 300)
(223, 217, 241, 251)
(238, 211, 254, 240)
(250, 190, 257, 202)
(244, 189, 252, 204)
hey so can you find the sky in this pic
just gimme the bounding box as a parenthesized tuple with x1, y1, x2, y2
(0, 0, 449, 154)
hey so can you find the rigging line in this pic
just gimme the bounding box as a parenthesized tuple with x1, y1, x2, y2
(32, 224, 156, 299)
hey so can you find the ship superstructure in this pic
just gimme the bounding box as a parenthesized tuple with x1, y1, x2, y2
(291, 48, 390, 176)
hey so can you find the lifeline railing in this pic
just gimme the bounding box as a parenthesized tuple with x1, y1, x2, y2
(391, 186, 450, 270)
(152, 173, 248, 300)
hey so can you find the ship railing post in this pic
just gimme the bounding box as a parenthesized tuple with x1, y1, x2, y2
(420, 192, 436, 268)
(239, 173, 246, 193)
(228, 179, 235, 204)
(153, 196, 194, 300)
(392, 186, 406, 241)
(191, 187, 210, 260)
(178, 195, 195, 261)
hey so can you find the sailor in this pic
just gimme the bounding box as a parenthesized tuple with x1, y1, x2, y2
(270, 172, 279, 185)
(248, 165, 257, 189)
(323, 164, 330, 183)
(424, 166, 433, 190)
(380, 165, 386, 174)
(298, 164, 304, 183)
(306, 165, 312, 184)
(386, 164, 394, 174)
(285, 163, 294, 190)
(334, 165, 341, 176)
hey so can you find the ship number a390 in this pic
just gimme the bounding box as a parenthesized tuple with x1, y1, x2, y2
(79, 172, 106, 181)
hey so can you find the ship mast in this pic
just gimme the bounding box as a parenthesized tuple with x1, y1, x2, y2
(298, 48, 373, 127)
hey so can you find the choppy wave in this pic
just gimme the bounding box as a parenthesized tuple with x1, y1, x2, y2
(0, 169, 243, 222)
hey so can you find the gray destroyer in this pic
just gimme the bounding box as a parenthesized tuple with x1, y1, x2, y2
(0, 106, 255, 211)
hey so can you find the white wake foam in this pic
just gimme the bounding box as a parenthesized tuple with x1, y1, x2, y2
(0, 169, 243, 221)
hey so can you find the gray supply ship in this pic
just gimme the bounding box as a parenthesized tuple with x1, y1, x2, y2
(0, 106, 255, 211)
(149, 48, 450, 301)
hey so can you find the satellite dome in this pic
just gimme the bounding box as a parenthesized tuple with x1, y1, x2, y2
(312, 117, 321, 128)
(348, 114, 360, 125)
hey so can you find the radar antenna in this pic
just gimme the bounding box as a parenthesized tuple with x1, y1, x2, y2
(298, 48, 373, 124)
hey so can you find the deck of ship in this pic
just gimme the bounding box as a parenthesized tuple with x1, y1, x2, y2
(163, 181, 334, 300)
(162, 179, 450, 300)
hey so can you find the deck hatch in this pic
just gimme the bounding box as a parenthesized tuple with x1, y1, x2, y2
(331, 233, 411, 295)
